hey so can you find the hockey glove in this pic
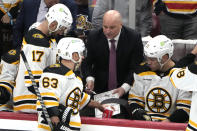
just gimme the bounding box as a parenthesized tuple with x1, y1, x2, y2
(0, 86, 10, 104)
(132, 108, 152, 121)
(58, 104, 73, 123)
(53, 105, 74, 131)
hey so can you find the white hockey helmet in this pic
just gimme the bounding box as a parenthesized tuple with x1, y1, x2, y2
(45, 3, 73, 32)
(28, 22, 41, 31)
(57, 37, 86, 63)
(144, 35, 174, 63)
(142, 35, 152, 46)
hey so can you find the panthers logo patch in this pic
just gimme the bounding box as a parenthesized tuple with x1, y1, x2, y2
(76, 14, 92, 30)
(146, 87, 172, 113)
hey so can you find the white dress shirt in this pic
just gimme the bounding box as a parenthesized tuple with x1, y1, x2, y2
(36, 0, 48, 22)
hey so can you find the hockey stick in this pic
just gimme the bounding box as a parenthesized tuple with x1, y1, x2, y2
(20, 50, 54, 130)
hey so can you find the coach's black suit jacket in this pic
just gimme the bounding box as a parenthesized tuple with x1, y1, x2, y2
(83, 26, 144, 94)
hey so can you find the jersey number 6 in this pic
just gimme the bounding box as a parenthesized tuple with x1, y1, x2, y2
(42, 77, 58, 88)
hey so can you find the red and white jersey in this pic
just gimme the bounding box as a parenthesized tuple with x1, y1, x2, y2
(14, 29, 57, 113)
(170, 66, 197, 131)
(153, 0, 197, 14)
(37, 64, 90, 131)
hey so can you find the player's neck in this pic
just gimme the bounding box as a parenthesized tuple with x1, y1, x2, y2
(37, 20, 49, 36)
(160, 59, 175, 72)
(61, 60, 75, 70)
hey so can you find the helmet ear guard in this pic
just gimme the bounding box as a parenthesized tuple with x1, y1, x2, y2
(45, 3, 73, 33)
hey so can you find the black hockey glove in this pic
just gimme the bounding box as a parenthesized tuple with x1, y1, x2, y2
(132, 108, 152, 121)
(0, 86, 10, 104)
(53, 105, 74, 131)
(58, 104, 73, 123)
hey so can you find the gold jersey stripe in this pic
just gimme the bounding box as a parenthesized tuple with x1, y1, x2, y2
(138, 71, 157, 76)
(25, 80, 39, 84)
(11, 60, 19, 65)
(0, 8, 6, 14)
(176, 100, 191, 105)
(38, 124, 50, 131)
(37, 101, 59, 106)
(22, 37, 27, 45)
(25, 70, 43, 75)
(0, 80, 15, 86)
(186, 128, 190, 131)
(170, 77, 177, 88)
(65, 70, 74, 76)
(182, 108, 190, 114)
(0, 84, 12, 93)
(77, 76, 82, 81)
(80, 93, 88, 106)
(136, 102, 145, 108)
(128, 94, 145, 101)
(49, 39, 56, 48)
(0, 104, 11, 108)
(14, 105, 36, 111)
(152, 117, 166, 121)
(0, 3, 11, 9)
(189, 119, 197, 128)
(69, 121, 81, 127)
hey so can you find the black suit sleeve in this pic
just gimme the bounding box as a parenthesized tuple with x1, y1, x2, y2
(82, 30, 96, 79)
(124, 31, 144, 85)
(12, 1, 25, 48)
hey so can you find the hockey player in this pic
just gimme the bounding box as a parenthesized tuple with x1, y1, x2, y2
(14, 3, 73, 113)
(37, 37, 105, 131)
(128, 35, 197, 122)
(0, 21, 41, 112)
(0, 49, 20, 111)
(170, 61, 197, 130)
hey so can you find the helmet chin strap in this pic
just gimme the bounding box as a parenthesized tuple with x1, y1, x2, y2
(71, 57, 82, 71)
(48, 23, 59, 35)
(158, 58, 170, 70)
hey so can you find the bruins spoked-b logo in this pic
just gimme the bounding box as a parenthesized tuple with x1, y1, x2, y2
(66, 87, 81, 115)
(146, 87, 172, 113)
